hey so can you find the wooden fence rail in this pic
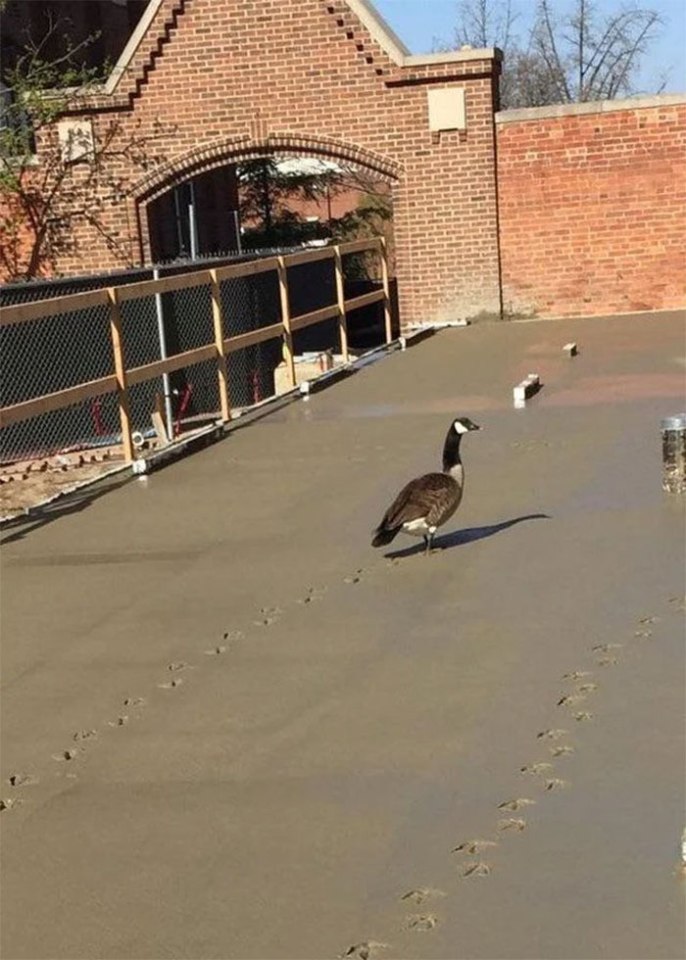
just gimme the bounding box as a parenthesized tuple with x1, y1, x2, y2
(0, 238, 391, 464)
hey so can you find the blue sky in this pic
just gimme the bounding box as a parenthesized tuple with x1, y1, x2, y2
(373, 0, 686, 94)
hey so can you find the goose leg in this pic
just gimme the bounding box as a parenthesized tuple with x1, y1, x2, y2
(423, 534, 430, 556)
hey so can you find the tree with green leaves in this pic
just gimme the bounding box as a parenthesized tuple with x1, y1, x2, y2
(237, 157, 329, 247)
(237, 156, 393, 257)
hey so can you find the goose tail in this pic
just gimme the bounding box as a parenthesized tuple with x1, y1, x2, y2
(371, 524, 399, 548)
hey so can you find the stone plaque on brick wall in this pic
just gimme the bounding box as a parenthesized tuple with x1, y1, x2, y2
(427, 88, 466, 132)
(58, 118, 94, 163)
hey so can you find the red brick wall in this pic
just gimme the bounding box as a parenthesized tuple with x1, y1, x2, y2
(496, 98, 686, 317)
(8, 2, 683, 324)
(245, 186, 365, 227)
(6, 0, 503, 326)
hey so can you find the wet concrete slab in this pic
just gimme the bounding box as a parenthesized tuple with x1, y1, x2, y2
(1, 311, 685, 959)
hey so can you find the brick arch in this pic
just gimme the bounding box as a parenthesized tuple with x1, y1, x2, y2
(131, 132, 403, 205)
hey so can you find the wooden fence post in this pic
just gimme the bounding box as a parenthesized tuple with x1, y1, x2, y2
(277, 256, 296, 388)
(379, 236, 393, 344)
(209, 269, 231, 422)
(107, 286, 134, 464)
(333, 246, 349, 363)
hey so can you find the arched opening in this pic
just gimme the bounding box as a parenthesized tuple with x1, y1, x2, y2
(235, 155, 392, 255)
(141, 139, 399, 347)
(148, 166, 242, 262)
(135, 140, 400, 420)
(145, 149, 395, 269)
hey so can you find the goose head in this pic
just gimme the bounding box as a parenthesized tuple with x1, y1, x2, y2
(453, 417, 481, 434)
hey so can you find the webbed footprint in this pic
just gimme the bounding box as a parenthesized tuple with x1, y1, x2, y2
(400, 888, 445, 905)
(452, 838, 498, 855)
(498, 817, 527, 832)
(461, 861, 491, 878)
(7, 773, 37, 788)
(405, 914, 438, 932)
(520, 761, 554, 776)
(498, 797, 536, 811)
(537, 729, 568, 740)
(341, 941, 389, 960)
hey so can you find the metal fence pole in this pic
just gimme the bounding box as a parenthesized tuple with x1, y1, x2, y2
(209, 269, 231, 422)
(188, 180, 199, 260)
(153, 267, 174, 440)
(233, 210, 243, 255)
(379, 236, 393, 344)
(277, 256, 296, 389)
(107, 287, 134, 464)
(333, 246, 349, 363)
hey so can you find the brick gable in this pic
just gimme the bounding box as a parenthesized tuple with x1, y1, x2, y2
(8, 0, 501, 325)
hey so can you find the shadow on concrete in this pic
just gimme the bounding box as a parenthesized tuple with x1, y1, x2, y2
(0, 473, 132, 547)
(385, 512, 551, 559)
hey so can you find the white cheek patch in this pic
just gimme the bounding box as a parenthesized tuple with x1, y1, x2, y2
(453, 420, 469, 434)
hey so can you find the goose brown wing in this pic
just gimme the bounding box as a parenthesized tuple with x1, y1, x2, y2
(380, 472, 457, 528)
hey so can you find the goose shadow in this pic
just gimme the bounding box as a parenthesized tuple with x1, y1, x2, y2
(384, 512, 551, 559)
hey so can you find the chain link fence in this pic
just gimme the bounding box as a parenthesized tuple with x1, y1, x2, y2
(0, 244, 392, 479)
(0, 297, 118, 461)
(0, 250, 292, 465)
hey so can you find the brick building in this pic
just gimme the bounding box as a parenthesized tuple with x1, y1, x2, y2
(1, 0, 685, 323)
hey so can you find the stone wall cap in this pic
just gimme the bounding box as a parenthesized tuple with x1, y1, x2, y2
(496, 92, 686, 123)
(402, 48, 502, 67)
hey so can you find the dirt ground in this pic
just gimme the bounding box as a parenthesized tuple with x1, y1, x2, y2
(1, 311, 684, 960)
(0, 449, 125, 520)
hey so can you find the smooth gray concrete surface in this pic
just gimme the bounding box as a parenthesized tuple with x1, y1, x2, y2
(1, 312, 685, 960)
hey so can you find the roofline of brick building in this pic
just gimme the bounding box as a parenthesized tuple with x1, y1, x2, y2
(343, 1, 501, 65)
(496, 92, 686, 123)
(344, 0, 410, 62)
(104, 0, 501, 95)
(105, 0, 166, 94)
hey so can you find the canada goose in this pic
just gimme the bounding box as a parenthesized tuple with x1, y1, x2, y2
(371, 417, 481, 555)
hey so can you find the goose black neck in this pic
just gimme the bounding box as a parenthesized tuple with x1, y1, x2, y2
(442, 429, 463, 471)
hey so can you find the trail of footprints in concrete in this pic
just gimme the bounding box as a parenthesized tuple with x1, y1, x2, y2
(4, 581, 678, 947)
(0, 558, 386, 817)
(340, 598, 681, 958)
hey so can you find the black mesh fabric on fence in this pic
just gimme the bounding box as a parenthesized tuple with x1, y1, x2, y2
(0, 251, 291, 461)
(0, 247, 389, 463)
(219, 267, 283, 408)
(0, 299, 116, 460)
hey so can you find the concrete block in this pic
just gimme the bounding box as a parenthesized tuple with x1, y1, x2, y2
(513, 373, 541, 406)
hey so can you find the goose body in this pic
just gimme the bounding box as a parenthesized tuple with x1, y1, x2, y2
(372, 417, 480, 554)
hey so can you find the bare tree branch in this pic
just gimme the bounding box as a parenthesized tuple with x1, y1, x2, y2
(1, 18, 171, 280)
(435, 0, 665, 108)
